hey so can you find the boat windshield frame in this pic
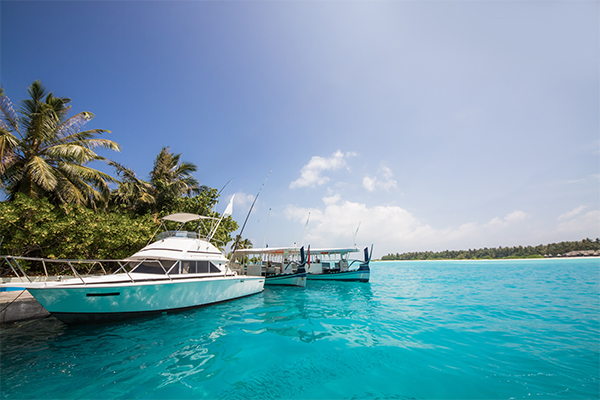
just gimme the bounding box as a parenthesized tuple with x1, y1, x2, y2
(156, 231, 200, 241)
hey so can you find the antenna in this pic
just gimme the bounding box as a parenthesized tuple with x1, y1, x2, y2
(209, 178, 234, 215)
(230, 171, 271, 258)
(302, 212, 310, 247)
(262, 208, 271, 249)
(208, 194, 235, 242)
(353, 221, 361, 248)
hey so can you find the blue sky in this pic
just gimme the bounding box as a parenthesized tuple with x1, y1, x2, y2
(2, 0, 598, 257)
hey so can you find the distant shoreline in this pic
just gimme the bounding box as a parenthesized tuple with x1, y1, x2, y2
(375, 256, 600, 262)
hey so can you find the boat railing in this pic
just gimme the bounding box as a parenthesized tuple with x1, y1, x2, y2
(0, 256, 179, 285)
(0, 255, 236, 286)
(0, 255, 131, 285)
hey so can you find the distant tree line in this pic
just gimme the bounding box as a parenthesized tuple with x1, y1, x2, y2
(0, 81, 240, 275)
(381, 238, 600, 261)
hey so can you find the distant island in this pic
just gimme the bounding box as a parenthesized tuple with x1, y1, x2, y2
(381, 238, 600, 261)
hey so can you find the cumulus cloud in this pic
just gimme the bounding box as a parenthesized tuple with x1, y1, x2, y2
(290, 150, 356, 189)
(362, 166, 398, 192)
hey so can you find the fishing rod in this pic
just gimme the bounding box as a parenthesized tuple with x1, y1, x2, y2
(217, 178, 233, 196)
(230, 171, 272, 257)
(201, 178, 234, 237)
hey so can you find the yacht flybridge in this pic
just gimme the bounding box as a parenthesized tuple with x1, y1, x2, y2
(0, 212, 264, 325)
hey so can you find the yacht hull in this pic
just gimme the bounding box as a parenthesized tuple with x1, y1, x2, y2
(264, 272, 306, 287)
(27, 276, 264, 325)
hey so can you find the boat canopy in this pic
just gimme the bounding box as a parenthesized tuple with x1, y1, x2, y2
(162, 213, 218, 223)
(233, 247, 358, 256)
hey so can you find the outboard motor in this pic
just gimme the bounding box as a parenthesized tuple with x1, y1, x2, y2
(358, 245, 372, 275)
(297, 246, 306, 274)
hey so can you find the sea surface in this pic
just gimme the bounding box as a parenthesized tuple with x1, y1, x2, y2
(1, 258, 599, 399)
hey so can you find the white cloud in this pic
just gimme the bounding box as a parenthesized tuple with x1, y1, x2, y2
(505, 210, 529, 223)
(232, 192, 256, 211)
(557, 208, 600, 237)
(290, 150, 356, 189)
(558, 205, 587, 220)
(284, 197, 539, 257)
(362, 175, 376, 192)
(362, 166, 398, 192)
(486, 210, 529, 227)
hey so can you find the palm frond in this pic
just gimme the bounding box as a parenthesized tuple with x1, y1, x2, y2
(108, 160, 138, 182)
(54, 175, 86, 205)
(175, 160, 198, 176)
(26, 156, 57, 191)
(46, 144, 101, 164)
(0, 128, 20, 175)
(58, 162, 118, 184)
(54, 112, 94, 141)
(0, 88, 20, 136)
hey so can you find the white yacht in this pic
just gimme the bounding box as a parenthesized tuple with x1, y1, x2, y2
(1, 213, 265, 325)
(231, 246, 307, 287)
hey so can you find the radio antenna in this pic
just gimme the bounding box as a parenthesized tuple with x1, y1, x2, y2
(353, 221, 361, 248)
(262, 208, 271, 249)
(302, 212, 311, 247)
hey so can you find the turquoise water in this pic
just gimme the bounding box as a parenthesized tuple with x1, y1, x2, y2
(1, 258, 599, 399)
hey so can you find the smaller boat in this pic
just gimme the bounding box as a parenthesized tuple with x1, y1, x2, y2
(306, 246, 371, 282)
(231, 246, 307, 287)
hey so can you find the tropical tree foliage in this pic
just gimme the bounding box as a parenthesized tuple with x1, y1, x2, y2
(0, 81, 120, 209)
(382, 239, 600, 260)
(0, 194, 157, 274)
(110, 147, 207, 214)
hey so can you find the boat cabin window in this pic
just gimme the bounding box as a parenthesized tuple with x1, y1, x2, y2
(181, 261, 221, 274)
(131, 261, 176, 274)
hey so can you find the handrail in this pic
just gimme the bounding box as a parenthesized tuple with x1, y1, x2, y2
(67, 261, 86, 285)
(0, 256, 164, 282)
(0, 255, 232, 283)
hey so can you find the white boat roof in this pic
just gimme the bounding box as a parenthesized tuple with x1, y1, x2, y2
(233, 246, 359, 255)
(162, 213, 218, 223)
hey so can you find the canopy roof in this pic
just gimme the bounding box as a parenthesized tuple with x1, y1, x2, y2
(233, 246, 359, 256)
(162, 213, 218, 223)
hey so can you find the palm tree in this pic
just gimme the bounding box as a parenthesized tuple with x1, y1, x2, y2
(109, 147, 204, 214)
(149, 147, 202, 213)
(233, 235, 253, 250)
(0, 81, 120, 208)
(108, 160, 155, 212)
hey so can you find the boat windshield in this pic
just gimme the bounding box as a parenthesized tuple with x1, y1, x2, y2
(129, 260, 222, 275)
(130, 260, 177, 274)
(156, 231, 199, 240)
